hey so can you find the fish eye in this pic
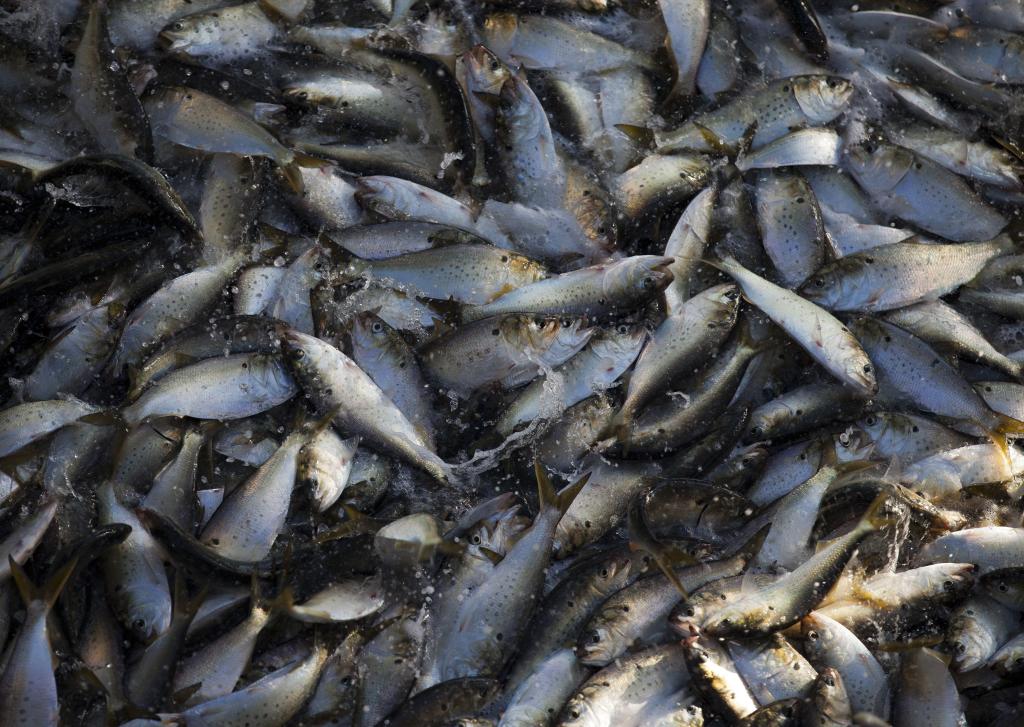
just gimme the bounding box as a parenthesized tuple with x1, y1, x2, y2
(616, 324, 629, 334)
(808, 630, 819, 640)
(590, 630, 601, 643)
(812, 278, 824, 287)
(640, 276, 656, 289)
(289, 348, 305, 360)
(171, 21, 183, 30)
(371, 321, 384, 333)
(823, 675, 835, 686)
(999, 583, 1009, 592)
(943, 580, 954, 590)
(600, 569, 609, 578)
(863, 364, 872, 374)
(863, 143, 876, 154)
(490, 60, 501, 71)
(865, 415, 876, 426)
(826, 79, 838, 88)
(472, 534, 481, 544)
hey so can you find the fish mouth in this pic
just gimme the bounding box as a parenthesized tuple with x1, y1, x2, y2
(158, 31, 192, 53)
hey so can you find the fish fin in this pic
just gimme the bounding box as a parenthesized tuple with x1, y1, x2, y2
(557, 471, 590, 514)
(735, 523, 772, 564)
(614, 124, 655, 148)
(304, 404, 343, 438)
(171, 569, 207, 623)
(169, 682, 203, 708)
(627, 496, 695, 598)
(996, 414, 1024, 439)
(127, 352, 197, 399)
(436, 539, 466, 557)
(290, 150, 329, 168)
(280, 160, 305, 195)
(8, 555, 37, 605)
(736, 120, 759, 159)
(535, 459, 557, 512)
(79, 409, 123, 428)
(477, 547, 503, 566)
(858, 492, 896, 532)
(10, 551, 78, 610)
(313, 505, 383, 542)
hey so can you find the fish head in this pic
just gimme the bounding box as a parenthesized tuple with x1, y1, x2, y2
(506, 252, 548, 285)
(592, 553, 636, 597)
(812, 668, 850, 721)
(575, 611, 629, 666)
(701, 600, 767, 638)
(844, 142, 914, 193)
(670, 592, 712, 635)
(157, 14, 212, 55)
(354, 176, 415, 220)
(607, 255, 675, 301)
(800, 612, 840, 658)
(949, 614, 992, 671)
(281, 79, 332, 107)
(799, 264, 845, 309)
(559, 687, 606, 727)
(981, 570, 1024, 606)
(124, 591, 173, 642)
(458, 45, 512, 96)
(279, 328, 329, 377)
(481, 13, 519, 62)
(351, 312, 401, 355)
(472, 504, 529, 556)
(793, 76, 854, 123)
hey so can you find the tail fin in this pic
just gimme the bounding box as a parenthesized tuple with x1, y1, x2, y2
(536, 459, 589, 515)
(313, 505, 384, 543)
(627, 496, 697, 598)
(614, 124, 655, 148)
(171, 569, 207, 625)
(280, 159, 305, 195)
(857, 492, 896, 533)
(10, 553, 78, 611)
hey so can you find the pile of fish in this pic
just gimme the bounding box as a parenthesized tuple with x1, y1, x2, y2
(7, 0, 1024, 724)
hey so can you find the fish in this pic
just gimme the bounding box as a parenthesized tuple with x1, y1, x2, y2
(653, 75, 853, 153)
(702, 495, 894, 637)
(145, 86, 304, 193)
(801, 237, 1015, 313)
(709, 255, 877, 396)
(461, 255, 673, 323)
(70, 0, 152, 161)
(845, 141, 1007, 242)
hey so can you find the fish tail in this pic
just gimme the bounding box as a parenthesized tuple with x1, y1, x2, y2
(9, 552, 78, 610)
(996, 415, 1024, 439)
(613, 123, 655, 148)
(605, 406, 635, 447)
(171, 568, 207, 622)
(535, 459, 589, 515)
(627, 495, 695, 598)
(859, 492, 896, 532)
(280, 158, 305, 195)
